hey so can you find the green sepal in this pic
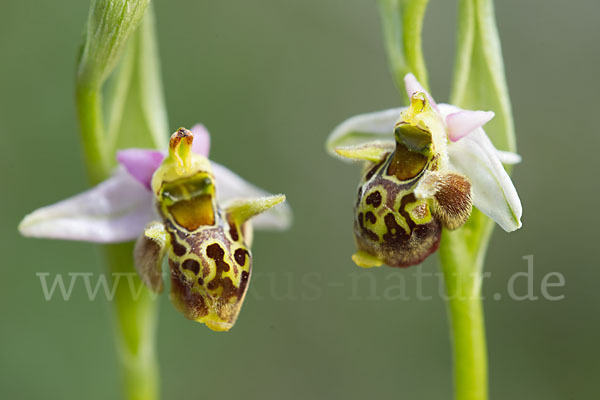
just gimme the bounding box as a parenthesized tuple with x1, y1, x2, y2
(334, 142, 393, 162)
(226, 195, 287, 227)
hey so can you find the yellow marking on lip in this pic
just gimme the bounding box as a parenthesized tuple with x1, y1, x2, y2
(352, 251, 383, 268)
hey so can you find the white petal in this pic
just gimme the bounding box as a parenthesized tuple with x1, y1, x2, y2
(211, 161, 292, 230)
(19, 168, 155, 243)
(447, 129, 522, 232)
(326, 108, 402, 157)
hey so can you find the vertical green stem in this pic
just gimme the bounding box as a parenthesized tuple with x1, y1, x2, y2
(440, 212, 494, 400)
(443, 0, 514, 397)
(75, 9, 160, 398)
(105, 243, 159, 400)
(75, 85, 109, 185)
(76, 87, 160, 400)
(378, 0, 431, 99)
(443, 271, 487, 400)
(76, 85, 160, 399)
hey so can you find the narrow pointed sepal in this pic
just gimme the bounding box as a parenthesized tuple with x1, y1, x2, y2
(18, 168, 155, 243)
(134, 221, 169, 293)
(334, 142, 394, 162)
(212, 161, 292, 230)
(226, 195, 287, 228)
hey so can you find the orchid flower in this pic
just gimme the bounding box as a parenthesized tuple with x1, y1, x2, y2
(19, 125, 291, 331)
(326, 73, 522, 268)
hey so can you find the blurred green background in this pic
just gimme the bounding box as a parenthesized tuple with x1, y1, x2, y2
(2, 0, 599, 399)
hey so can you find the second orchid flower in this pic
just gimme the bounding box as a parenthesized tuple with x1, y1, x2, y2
(326, 74, 522, 268)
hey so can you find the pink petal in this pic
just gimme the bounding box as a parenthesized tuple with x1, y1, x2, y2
(116, 149, 164, 190)
(404, 73, 439, 113)
(446, 110, 495, 142)
(191, 124, 210, 157)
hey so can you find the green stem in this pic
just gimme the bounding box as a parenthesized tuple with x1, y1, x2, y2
(76, 93, 160, 399)
(76, 86, 160, 399)
(75, 18, 160, 400)
(105, 243, 159, 400)
(442, 0, 515, 397)
(442, 271, 487, 400)
(378, 0, 430, 98)
(75, 84, 109, 185)
(439, 211, 494, 400)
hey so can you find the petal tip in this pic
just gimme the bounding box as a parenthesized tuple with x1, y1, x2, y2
(190, 123, 211, 157)
(446, 110, 496, 142)
(17, 214, 34, 237)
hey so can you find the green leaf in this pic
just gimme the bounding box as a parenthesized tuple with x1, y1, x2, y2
(378, 0, 430, 100)
(77, 0, 151, 90)
(104, 7, 169, 157)
(444, 0, 517, 258)
(441, 5, 516, 396)
(450, 0, 515, 153)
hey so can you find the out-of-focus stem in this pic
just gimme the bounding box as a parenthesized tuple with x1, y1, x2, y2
(104, 243, 159, 400)
(76, 84, 160, 399)
(76, 86, 160, 400)
(75, 8, 160, 398)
